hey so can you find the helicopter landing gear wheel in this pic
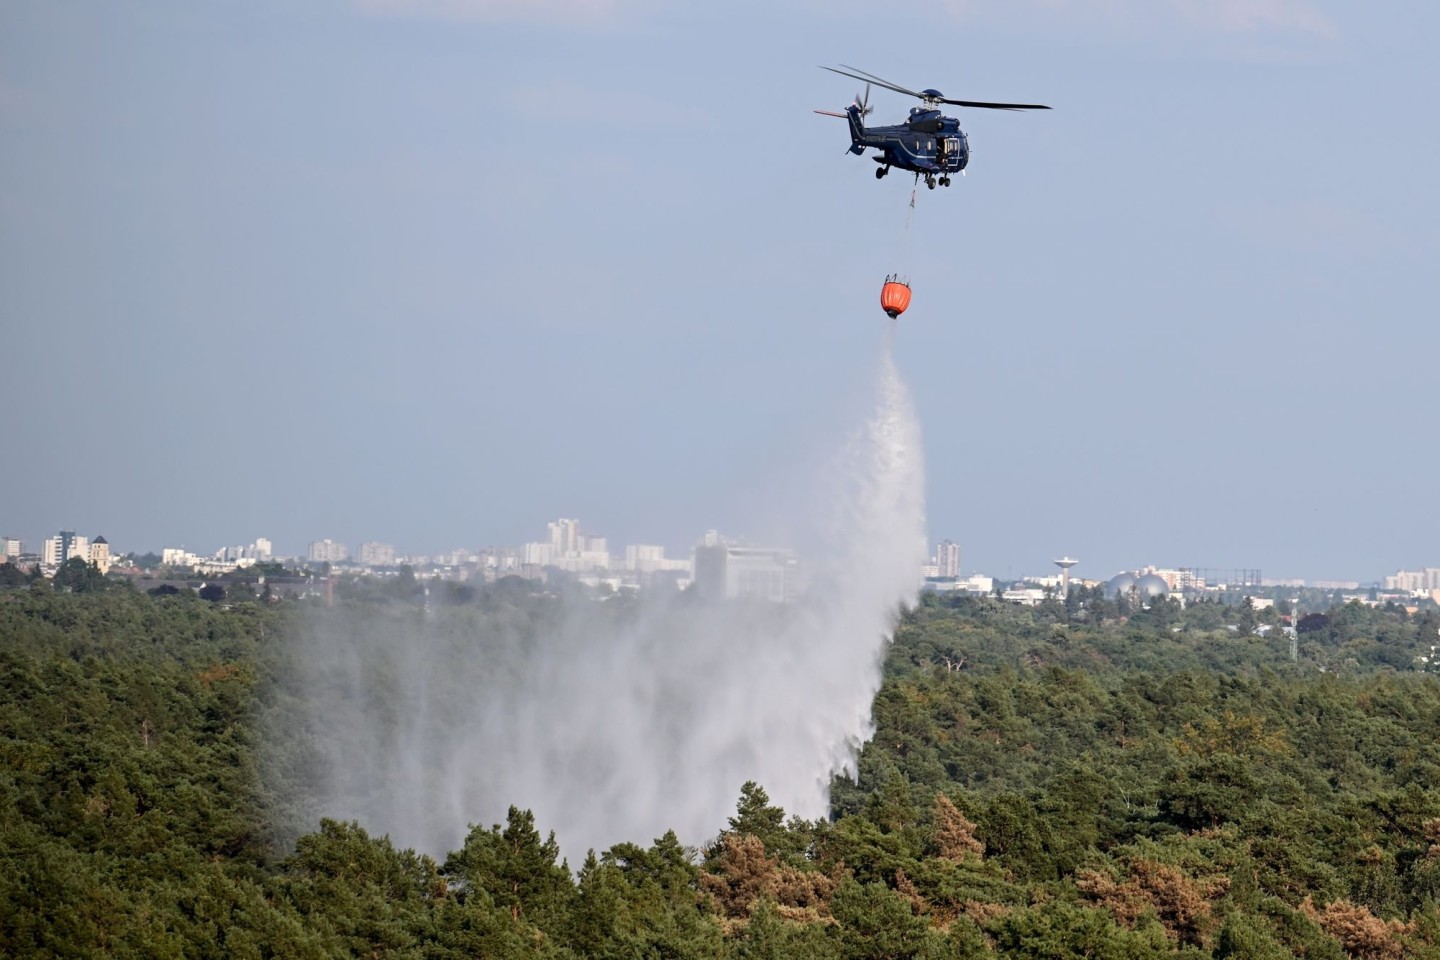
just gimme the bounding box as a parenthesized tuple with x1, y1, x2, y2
(875, 166, 887, 180)
(940, 176, 951, 187)
(925, 175, 936, 190)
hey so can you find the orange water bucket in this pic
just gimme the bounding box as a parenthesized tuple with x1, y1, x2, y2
(880, 276, 911, 318)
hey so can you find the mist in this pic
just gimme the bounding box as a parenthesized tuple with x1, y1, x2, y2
(286, 332, 926, 859)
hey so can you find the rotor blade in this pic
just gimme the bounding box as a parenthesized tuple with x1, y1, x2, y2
(813, 109, 849, 118)
(838, 64, 927, 99)
(939, 98, 1051, 110)
(820, 65, 924, 100)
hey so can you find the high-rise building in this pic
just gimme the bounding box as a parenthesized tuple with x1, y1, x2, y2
(522, 542, 554, 566)
(1, 536, 21, 560)
(623, 545, 690, 576)
(626, 545, 664, 568)
(358, 542, 397, 566)
(528, 519, 612, 572)
(1384, 568, 1440, 592)
(548, 519, 580, 556)
(253, 538, 273, 560)
(936, 540, 960, 579)
(42, 530, 86, 567)
(308, 539, 349, 564)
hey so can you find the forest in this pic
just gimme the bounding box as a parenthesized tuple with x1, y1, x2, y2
(4, 575, 1440, 958)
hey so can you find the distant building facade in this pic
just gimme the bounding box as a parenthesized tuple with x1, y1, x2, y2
(923, 574, 993, 595)
(308, 539, 349, 564)
(548, 519, 580, 556)
(935, 540, 960, 579)
(358, 541, 397, 566)
(524, 518, 612, 572)
(210, 539, 271, 566)
(1384, 568, 1440, 592)
(624, 545, 690, 575)
(42, 530, 87, 567)
(90, 536, 111, 574)
(693, 531, 796, 602)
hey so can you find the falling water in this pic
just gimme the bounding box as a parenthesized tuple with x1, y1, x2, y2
(287, 334, 927, 859)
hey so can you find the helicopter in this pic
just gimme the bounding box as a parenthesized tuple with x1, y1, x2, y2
(815, 65, 1049, 189)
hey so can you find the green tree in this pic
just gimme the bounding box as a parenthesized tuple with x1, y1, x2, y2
(0, 562, 36, 587)
(52, 557, 107, 593)
(277, 819, 442, 958)
(731, 898, 840, 959)
(987, 899, 1170, 959)
(568, 832, 726, 959)
(1238, 597, 1258, 636)
(829, 879, 930, 960)
(1213, 910, 1303, 960)
(443, 807, 573, 929)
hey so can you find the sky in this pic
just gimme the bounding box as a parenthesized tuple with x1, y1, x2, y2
(2, 0, 1437, 582)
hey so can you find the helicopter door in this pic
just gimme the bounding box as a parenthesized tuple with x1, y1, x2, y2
(940, 137, 961, 168)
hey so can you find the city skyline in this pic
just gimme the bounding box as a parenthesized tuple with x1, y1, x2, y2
(3, 3, 1437, 583)
(5, 517, 1435, 592)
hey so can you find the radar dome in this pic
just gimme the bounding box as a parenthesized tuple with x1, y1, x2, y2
(1104, 572, 1136, 598)
(1135, 574, 1170, 599)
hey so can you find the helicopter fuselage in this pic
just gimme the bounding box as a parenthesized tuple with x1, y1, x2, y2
(846, 104, 969, 186)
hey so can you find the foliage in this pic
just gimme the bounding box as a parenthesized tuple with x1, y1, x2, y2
(5, 588, 1440, 956)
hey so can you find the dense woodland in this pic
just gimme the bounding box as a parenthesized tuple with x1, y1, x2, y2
(4, 573, 1440, 958)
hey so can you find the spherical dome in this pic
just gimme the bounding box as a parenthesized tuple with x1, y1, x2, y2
(1104, 572, 1136, 598)
(1135, 574, 1170, 599)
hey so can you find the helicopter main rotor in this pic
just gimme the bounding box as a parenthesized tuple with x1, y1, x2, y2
(821, 64, 1050, 112)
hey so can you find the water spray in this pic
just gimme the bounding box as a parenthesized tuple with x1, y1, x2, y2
(287, 335, 928, 860)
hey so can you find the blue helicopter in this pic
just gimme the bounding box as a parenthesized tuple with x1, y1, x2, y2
(815, 65, 1049, 189)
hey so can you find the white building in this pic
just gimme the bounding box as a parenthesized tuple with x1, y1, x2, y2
(1002, 586, 1048, 606)
(522, 541, 554, 566)
(479, 548, 521, 575)
(624, 544, 691, 575)
(162, 547, 202, 567)
(935, 540, 960, 579)
(358, 542, 398, 566)
(693, 533, 796, 602)
(198, 539, 268, 567)
(626, 544, 664, 567)
(962, 574, 995, 594)
(432, 548, 477, 567)
(923, 574, 995, 595)
(1, 536, 21, 560)
(548, 519, 580, 556)
(525, 519, 612, 572)
(308, 539, 349, 564)
(42, 531, 88, 567)
(1384, 568, 1440, 593)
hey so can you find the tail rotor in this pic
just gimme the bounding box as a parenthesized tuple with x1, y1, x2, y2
(855, 83, 873, 118)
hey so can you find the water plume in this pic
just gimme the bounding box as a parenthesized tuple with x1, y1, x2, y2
(287, 334, 926, 859)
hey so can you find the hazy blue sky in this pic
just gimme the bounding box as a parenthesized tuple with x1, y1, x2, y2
(3, 0, 1437, 581)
